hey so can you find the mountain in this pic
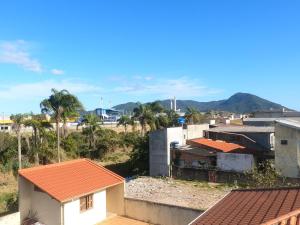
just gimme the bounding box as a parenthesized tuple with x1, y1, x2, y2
(113, 93, 290, 114)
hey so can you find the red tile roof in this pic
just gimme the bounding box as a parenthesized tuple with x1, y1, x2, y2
(188, 138, 246, 153)
(19, 159, 124, 202)
(191, 187, 300, 225)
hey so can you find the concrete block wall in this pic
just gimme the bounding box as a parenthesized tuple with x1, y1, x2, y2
(124, 197, 203, 225)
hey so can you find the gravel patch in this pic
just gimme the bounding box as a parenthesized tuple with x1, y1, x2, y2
(125, 177, 232, 210)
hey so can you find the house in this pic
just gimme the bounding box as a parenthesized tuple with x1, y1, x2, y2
(275, 119, 300, 178)
(189, 187, 300, 225)
(0, 115, 13, 132)
(174, 138, 257, 173)
(149, 124, 209, 176)
(18, 159, 125, 225)
(204, 125, 275, 151)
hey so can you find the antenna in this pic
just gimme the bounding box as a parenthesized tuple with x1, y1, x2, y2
(100, 97, 103, 109)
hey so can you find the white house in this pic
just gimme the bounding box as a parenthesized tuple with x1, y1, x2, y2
(19, 159, 125, 225)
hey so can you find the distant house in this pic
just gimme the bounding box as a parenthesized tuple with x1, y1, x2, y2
(173, 138, 258, 173)
(149, 124, 210, 177)
(190, 187, 300, 225)
(204, 125, 275, 151)
(275, 119, 300, 178)
(0, 115, 13, 133)
(19, 159, 125, 225)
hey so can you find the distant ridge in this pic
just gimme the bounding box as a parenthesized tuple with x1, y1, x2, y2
(113, 92, 291, 114)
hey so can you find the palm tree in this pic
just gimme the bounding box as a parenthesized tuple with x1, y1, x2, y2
(185, 107, 206, 124)
(117, 115, 131, 133)
(10, 114, 25, 169)
(40, 89, 83, 162)
(78, 114, 101, 150)
(24, 114, 52, 164)
(133, 104, 155, 136)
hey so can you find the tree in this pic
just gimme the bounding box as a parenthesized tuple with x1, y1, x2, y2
(78, 114, 101, 150)
(245, 160, 281, 188)
(23, 114, 52, 164)
(185, 107, 206, 124)
(133, 104, 155, 135)
(117, 115, 131, 133)
(10, 114, 25, 169)
(40, 89, 83, 162)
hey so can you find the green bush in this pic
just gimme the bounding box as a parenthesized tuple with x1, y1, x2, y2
(245, 160, 280, 188)
(129, 135, 149, 175)
(0, 192, 18, 213)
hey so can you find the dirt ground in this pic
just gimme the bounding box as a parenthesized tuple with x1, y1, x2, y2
(125, 176, 232, 210)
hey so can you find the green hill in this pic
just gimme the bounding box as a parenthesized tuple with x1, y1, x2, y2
(113, 92, 290, 114)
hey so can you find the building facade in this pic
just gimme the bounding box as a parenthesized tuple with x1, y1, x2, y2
(275, 120, 300, 178)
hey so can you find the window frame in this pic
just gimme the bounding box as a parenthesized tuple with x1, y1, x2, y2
(80, 194, 93, 212)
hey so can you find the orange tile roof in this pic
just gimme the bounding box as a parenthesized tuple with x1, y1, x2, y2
(188, 138, 246, 153)
(191, 187, 300, 225)
(19, 159, 124, 202)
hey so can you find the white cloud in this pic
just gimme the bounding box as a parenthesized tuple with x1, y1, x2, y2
(113, 77, 222, 99)
(0, 40, 42, 72)
(51, 69, 64, 75)
(0, 80, 100, 100)
(133, 75, 153, 81)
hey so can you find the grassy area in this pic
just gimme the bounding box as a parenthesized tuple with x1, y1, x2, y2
(0, 172, 17, 214)
(100, 149, 131, 166)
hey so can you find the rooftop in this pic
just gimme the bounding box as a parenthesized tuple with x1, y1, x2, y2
(276, 119, 300, 130)
(188, 138, 247, 153)
(191, 187, 300, 225)
(172, 145, 216, 157)
(207, 125, 274, 133)
(19, 159, 124, 202)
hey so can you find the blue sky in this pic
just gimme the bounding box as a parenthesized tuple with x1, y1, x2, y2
(0, 0, 299, 114)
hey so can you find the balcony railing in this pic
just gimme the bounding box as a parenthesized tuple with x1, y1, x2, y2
(261, 208, 300, 225)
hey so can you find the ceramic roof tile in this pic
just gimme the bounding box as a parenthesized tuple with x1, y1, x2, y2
(188, 138, 246, 153)
(191, 187, 300, 225)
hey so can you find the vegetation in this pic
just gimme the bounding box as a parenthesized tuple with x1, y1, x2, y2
(245, 160, 281, 188)
(40, 89, 84, 162)
(117, 115, 131, 133)
(10, 114, 26, 169)
(184, 107, 207, 124)
(0, 88, 212, 214)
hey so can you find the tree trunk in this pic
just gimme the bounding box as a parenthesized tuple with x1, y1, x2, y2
(56, 120, 61, 162)
(63, 122, 68, 137)
(34, 128, 39, 165)
(18, 131, 22, 169)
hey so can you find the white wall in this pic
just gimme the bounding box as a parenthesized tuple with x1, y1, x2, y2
(64, 190, 106, 225)
(19, 176, 61, 225)
(275, 123, 300, 178)
(124, 197, 202, 225)
(106, 183, 125, 216)
(217, 152, 255, 172)
(186, 124, 209, 140)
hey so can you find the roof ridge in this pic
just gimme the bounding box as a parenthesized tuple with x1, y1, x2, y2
(233, 186, 300, 192)
(83, 159, 124, 181)
(19, 158, 86, 173)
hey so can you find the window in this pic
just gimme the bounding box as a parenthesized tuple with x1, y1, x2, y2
(281, 140, 288, 145)
(80, 194, 93, 212)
